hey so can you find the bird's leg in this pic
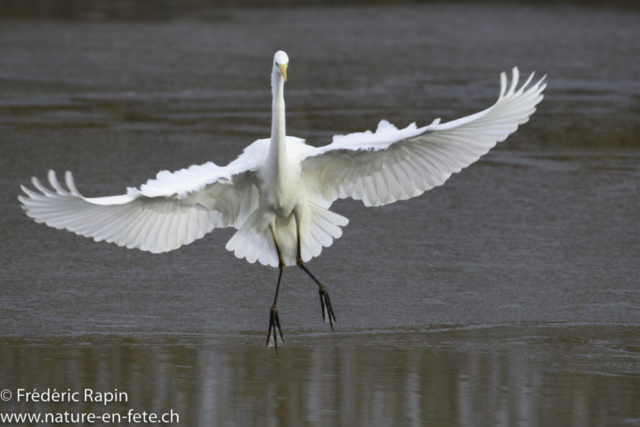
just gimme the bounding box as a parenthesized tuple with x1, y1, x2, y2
(296, 222, 337, 331)
(266, 225, 285, 353)
(266, 267, 285, 352)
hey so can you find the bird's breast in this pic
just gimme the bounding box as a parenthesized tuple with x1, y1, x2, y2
(258, 162, 301, 217)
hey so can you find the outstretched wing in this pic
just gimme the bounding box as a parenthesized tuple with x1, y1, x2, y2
(301, 68, 546, 207)
(18, 140, 269, 253)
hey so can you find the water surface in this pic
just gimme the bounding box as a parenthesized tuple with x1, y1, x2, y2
(1, 4, 639, 426)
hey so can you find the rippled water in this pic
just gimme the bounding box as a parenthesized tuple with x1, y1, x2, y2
(1, 3, 639, 426)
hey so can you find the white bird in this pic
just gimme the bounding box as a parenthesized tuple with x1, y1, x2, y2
(19, 51, 546, 349)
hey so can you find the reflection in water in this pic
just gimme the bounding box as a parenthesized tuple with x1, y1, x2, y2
(2, 326, 640, 426)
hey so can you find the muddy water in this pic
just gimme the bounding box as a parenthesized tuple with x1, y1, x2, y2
(1, 4, 639, 426)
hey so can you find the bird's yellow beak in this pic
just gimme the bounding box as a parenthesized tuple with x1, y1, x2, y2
(278, 64, 288, 82)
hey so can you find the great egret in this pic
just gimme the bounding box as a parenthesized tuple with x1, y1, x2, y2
(19, 50, 545, 350)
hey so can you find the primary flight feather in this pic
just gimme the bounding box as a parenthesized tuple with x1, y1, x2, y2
(19, 51, 546, 349)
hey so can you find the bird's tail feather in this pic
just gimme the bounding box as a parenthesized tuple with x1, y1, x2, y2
(225, 209, 279, 267)
(225, 201, 348, 267)
(298, 201, 348, 263)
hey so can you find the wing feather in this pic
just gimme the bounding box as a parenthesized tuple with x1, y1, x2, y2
(302, 68, 546, 207)
(19, 138, 269, 253)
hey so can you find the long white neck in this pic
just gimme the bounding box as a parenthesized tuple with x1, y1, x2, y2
(268, 64, 286, 169)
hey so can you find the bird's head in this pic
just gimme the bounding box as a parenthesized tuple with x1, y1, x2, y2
(274, 51, 289, 82)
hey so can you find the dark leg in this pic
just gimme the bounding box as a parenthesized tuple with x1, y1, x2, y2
(296, 223, 337, 331)
(266, 226, 285, 353)
(266, 266, 285, 352)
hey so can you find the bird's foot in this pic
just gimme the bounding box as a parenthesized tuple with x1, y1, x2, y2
(319, 285, 337, 331)
(266, 305, 284, 353)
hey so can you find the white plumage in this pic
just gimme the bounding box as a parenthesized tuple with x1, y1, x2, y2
(19, 51, 545, 344)
(20, 57, 545, 264)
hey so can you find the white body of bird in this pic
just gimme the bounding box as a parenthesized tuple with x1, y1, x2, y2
(19, 51, 546, 271)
